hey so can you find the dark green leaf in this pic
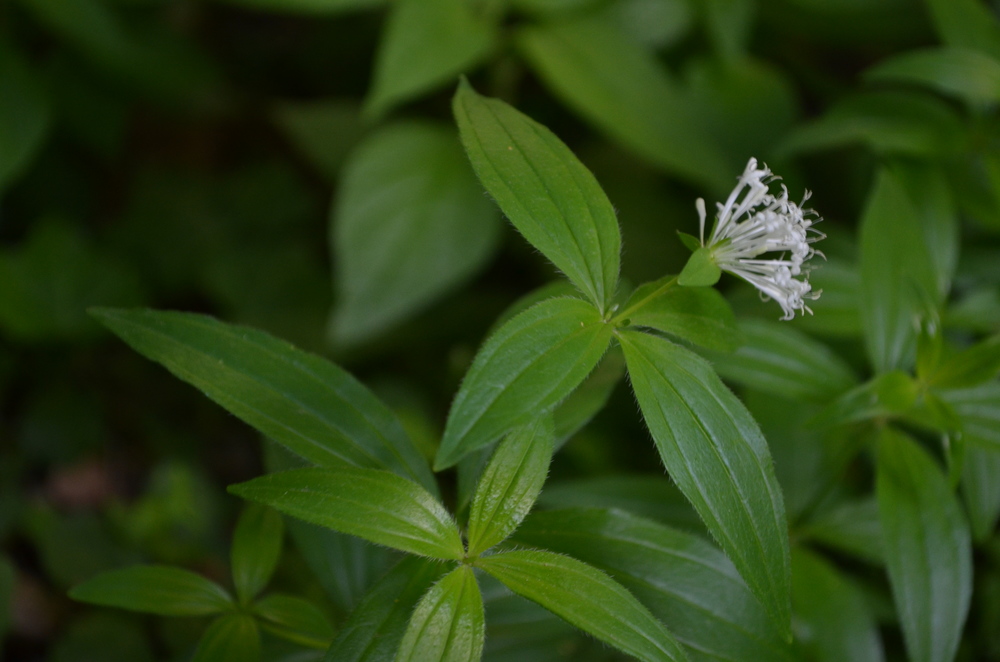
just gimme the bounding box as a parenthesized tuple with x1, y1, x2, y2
(929, 335, 1000, 389)
(0, 555, 12, 640)
(799, 498, 885, 566)
(253, 593, 335, 648)
(229, 467, 463, 560)
(218, 0, 384, 14)
(514, 509, 795, 662)
(619, 276, 737, 351)
(478, 549, 690, 662)
(453, 81, 621, 311)
(961, 443, 1000, 541)
(859, 167, 938, 373)
(467, 417, 554, 556)
(192, 613, 260, 662)
(329, 121, 501, 345)
(436, 297, 613, 469)
(231, 504, 284, 604)
(940, 381, 1000, 449)
(877, 428, 972, 662)
(325, 556, 448, 662)
(924, 0, 1000, 61)
(516, 17, 730, 192)
(704, 319, 857, 403)
(810, 371, 918, 428)
(396, 565, 485, 662)
(791, 548, 883, 662)
(865, 47, 1000, 106)
(366, 0, 496, 118)
(0, 38, 51, 191)
(90, 309, 438, 496)
(553, 346, 626, 446)
(619, 329, 791, 636)
(69, 565, 232, 616)
(272, 99, 366, 180)
(789, 258, 862, 337)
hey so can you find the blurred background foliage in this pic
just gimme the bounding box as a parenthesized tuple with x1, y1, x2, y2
(2, 0, 1000, 659)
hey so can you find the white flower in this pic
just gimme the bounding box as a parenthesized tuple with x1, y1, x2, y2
(697, 157, 824, 320)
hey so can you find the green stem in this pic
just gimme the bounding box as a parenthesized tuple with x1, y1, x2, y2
(611, 276, 679, 324)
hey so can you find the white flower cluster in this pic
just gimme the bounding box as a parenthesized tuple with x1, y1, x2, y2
(698, 157, 824, 320)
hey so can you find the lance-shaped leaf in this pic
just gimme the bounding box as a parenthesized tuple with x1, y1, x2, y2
(229, 467, 464, 560)
(90, 309, 438, 496)
(703, 319, 857, 403)
(395, 565, 484, 662)
(865, 46, 1000, 107)
(192, 613, 260, 662)
(436, 297, 613, 470)
(961, 443, 1000, 542)
(877, 428, 972, 662)
(477, 549, 689, 662)
(69, 565, 233, 616)
(513, 509, 795, 662)
(799, 498, 884, 566)
(619, 329, 790, 636)
(326, 556, 448, 662)
(231, 504, 284, 605)
(928, 334, 1000, 389)
(858, 168, 938, 373)
(253, 593, 335, 648)
(453, 81, 621, 312)
(617, 276, 738, 352)
(791, 548, 884, 662)
(467, 417, 554, 556)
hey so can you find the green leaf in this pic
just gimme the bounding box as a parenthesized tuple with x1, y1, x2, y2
(789, 258, 862, 337)
(702, 0, 755, 60)
(791, 548, 883, 662)
(436, 297, 613, 469)
(69, 565, 233, 616)
(961, 443, 1000, 542)
(513, 509, 795, 662)
(619, 275, 738, 351)
(619, 329, 791, 636)
(395, 565, 485, 662)
(192, 613, 261, 662)
(858, 167, 938, 373)
(229, 467, 464, 560)
(467, 417, 554, 556)
(478, 549, 689, 662)
(253, 593, 335, 648)
(776, 90, 965, 158)
(272, 99, 367, 181)
(877, 427, 972, 662)
(365, 0, 496, 118)
(800, 498, 884, 565)
(928, 335, 1000, 389)
(677, 248, 722, 287)
(453, 81, 621, 311)
(217, 0, 384, 14)
(703, 319, 858, 403)
(0, 38, 51, 191)
(325, 556, 449, 662)
(940, 381, 1000, 449)
(553, 345, 626, 446)
(865, 47, 1000, 106)
(923, 0, 1000, 61)
(231, 504, 284, 604)
(329, 121, 501, 345)
(90, 309, 438, 497)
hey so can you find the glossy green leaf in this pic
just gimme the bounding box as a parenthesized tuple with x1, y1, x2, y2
(776, 91, 964, 158)
(929, 335, 1000, 389)
(553, 346, 626, 446)
(619, 329, 791, 636)
(940, 381, 1000, 449)
(467, 417, 554, 556)
(621, 276, 737, 351)
(799, 498, 884, 565)
(396, 565, 484, 662)
(791, 548, 884, 662)
(453, 81, 621, 311)
(329, 122, 501, 345)
(961, 443, 1000, 541)
(0, 39, 51, 191)
(516, 17, 730, 193)
(218, 0, 384, 14)
(229, 467, 463, 560)
(858, 167, 938, 373)
(514, 509, 795, 662)
(91, 308, 438, 496)
(366, 0, 496, 118)
(231, 504, 284, 604)
(325, 556, 448, 662)
(866, 47, 1000, 106)
(877, 428, 972, 662)
(253, 593, 335, 648)
(704, 319, 857, 403)
(924, 0, 1000, 61)
(436, 297, 613, 469)
(478, 549, 690, 662)
(69, 565, 232, 616)
(192, 613, 260, 662)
